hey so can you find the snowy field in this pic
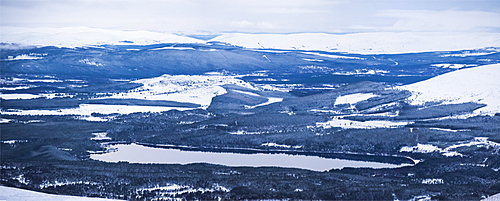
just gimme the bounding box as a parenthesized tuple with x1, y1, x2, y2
(0, 186, 117, 201)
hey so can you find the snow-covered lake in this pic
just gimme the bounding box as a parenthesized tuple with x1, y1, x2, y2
(90, 143, 410, 171)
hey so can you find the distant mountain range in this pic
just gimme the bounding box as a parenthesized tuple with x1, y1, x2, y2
(2, 26, 500, 54)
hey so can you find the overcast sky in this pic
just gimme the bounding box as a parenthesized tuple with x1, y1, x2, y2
(1, 0, 499, 33)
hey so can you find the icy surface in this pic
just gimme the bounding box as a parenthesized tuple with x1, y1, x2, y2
(91, 143, 409, 171)
(211, 32, 500, 54)
(398, 64, 500, 116)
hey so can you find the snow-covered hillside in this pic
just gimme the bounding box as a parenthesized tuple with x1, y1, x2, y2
(0, 27, 202, 48)
(0, 186, 115, 201)
(398, 63, 500, 115)
(211, 32, 500, 54)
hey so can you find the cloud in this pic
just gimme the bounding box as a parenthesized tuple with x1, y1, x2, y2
(0, 0, 498, 33)
(231, 21, 276, 29)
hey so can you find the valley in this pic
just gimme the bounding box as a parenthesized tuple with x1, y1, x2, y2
(1, 40, 500, 200)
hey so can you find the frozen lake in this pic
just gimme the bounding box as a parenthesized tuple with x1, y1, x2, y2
(91, 143, 410, 171)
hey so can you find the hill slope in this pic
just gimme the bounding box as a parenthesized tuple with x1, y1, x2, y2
(398, 63, 500, 116)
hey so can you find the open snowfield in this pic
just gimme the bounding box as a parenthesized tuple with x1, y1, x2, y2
(0, 186, 116, 201)
(398, 63, 500, 116)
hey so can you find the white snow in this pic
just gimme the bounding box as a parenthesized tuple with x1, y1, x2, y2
(0, 93, 41, 100)
(1, 26, 202, 48)
(150, 46, 196, 50)
(483, 193, 500, 201)
(91, 132, 112, 141)
(210, 32, 500, 54)
(4, 54, 43, 60)
(232, 89, 261, 97)
(1, 104, 192, 121)
(431, 63, 477, 69)
(440, 51, 498, 57)
(331, 69, 389, 75)
(0, 186, 115, 201)
(301, 52, 365, 60)
(399, 137, 499, 157)
(26, 79, 63, 83)
(40, 181, 100, 189)
(0, 118, 14, 124)
(397, 64, 500, 116)
(0, 86, 32, 91)
(421, 178, 444, 185)
(303, 58, 324, 62)
(429, 128, 471, 132)
(79, 59, 104, 67)
(99, 74, 257, 108)
(0, 93, 75, 100)
(244, 97, 283, 109)
(261, 143, 302, 149)
(335, 93, 377, 105)
(316, 116, 409, 129)
(399, 143, 462, 157)
(136, 183, 229, 197)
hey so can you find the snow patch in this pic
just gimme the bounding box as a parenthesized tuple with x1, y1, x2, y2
(91, 132, 112, 140)
(4, 54, 43, 60)
(98, 74, 257, 109)
(261, 143, 302, 149)
(316, 116, 409, 129)
(335, 93, 377, 105)
(421, 178, 444, 185)
(244, 97, 283, 109)
(301, 52, 365, 60)
(431, 63, 477, 69)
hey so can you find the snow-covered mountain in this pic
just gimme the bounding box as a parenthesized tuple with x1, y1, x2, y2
(0, 27, 202, 48)
(398, 63, 500, 116)
(211, 32, 500, 54)
(2, 27, 499, 54)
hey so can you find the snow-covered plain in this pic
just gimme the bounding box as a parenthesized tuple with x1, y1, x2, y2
(398, 63, 500, 116)
(0, 185, 116, 201)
